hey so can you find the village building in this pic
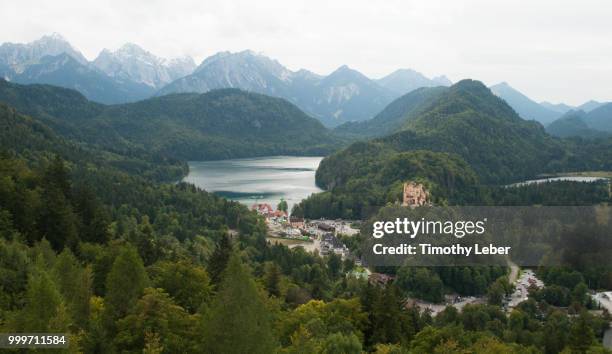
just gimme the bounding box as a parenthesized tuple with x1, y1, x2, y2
(317, 222, 335, 233)
(289, 216, 305, 228)
(402, 181, 430, 208)
(368, 272, 394, 286)
(251, 203, 274, 216)
(320, 233, 349, 258)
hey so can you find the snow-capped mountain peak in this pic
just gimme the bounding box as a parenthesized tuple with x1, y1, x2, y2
(0, 33, 88, 73)
(93, 43, 195, 88)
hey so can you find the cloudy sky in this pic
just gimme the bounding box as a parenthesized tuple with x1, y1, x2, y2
(1, 0, 610, 105)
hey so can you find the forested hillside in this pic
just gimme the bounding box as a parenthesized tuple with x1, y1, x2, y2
(296, 80, 612, 219)
(0, 80, 338, 161)
(334, 86, 447, 139)
(322, 80, 562, 188)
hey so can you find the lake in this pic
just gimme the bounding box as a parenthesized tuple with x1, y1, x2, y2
(509, 176, 609, 187)
(183, 156, 324, 210)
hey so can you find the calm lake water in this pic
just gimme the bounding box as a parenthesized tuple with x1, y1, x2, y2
(509, 176, 609, 187)
(184, 156, 324, 210)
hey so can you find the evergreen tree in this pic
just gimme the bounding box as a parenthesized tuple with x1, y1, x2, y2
(115, 288, 199, 353)
(38, 185, 79, 250)
(327, 253, 342, 279)
(149, 260, 212, 313)
(201, 253, 277, 354)
(487, 280, 505, 306)
(73, 184, 110, 244)
(568, 311, 596, 353)
(0, 238, 30, 310)
(52, 248, 92, 329)
(320, 332, 362, 354)
(371, 285, 402, 345)
(43, 155, 72, 200)
(11, 263, 71, 332)
(277, 199, 288, 213)
(264, 261, 282, 297)
(207, 234, 232, 286)
(104, 246, 148, 326)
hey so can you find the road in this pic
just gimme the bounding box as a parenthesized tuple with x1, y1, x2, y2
(508, 259, 519, 284)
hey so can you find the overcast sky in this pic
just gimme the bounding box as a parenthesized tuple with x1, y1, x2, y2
(1, 0, 610, 105)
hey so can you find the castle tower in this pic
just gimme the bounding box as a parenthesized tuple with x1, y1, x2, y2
(402, 182, 429, 208)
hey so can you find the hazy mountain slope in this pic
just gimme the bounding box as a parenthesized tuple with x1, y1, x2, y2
(309, 65, 396, 126)
(540, 101, 573, 114)
(489, 82, 560, 125)
(0, 62, 12, 80)
(376, 69, 451, 95)
(583, 103, 612, 132)
(577, 100, 605, 112)
(12, 54, 156, 104)
(334, 86, 448, 138)
(545, 110, 609, 138)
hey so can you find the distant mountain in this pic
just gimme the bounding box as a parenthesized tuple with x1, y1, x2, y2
(489, 82, 561, 125)
(0, 33, 87, 75)
(545, 110, 606, 138)
(158, 51, 400, 127)
(577, 100, 606, 112)
(539, 101, 574, 114)
(93, 43, 195, 89)
(0, 80, 338, 160)
(308, 65, 395, 126)
(0, 35, 193, 104)
(319, 80, 562, 187)
(583, 103, 612, 133)
(0, 36, 467, 127)
(11, 54, 155, 104)
(334, 86, 448, 138)
(159, 50, 292, 95)
(0, 62, 11, 80)
(545, 103, 612, 138)
(376, 69, 451, 95)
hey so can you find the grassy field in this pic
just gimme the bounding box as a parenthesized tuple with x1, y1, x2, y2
(266, 237, 312, 246)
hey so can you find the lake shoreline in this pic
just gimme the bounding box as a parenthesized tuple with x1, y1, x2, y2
(183, 156, 324, 210)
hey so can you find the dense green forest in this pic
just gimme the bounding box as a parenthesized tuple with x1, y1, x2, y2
(1, 79, 611, 353)
(0, 79, 339, 161)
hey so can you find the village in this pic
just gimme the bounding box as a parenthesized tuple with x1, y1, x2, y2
(255, 182, 429, 258)
(252, 202, 360, 259)
(253, 182, 612, 332)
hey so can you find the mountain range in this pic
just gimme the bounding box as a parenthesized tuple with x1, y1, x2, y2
(546, 104, 612, 138)
(0, 34, 451, 127)
(0, 34, 195, 104)
(1, 34, 608, 130)
(489, 82, 608, 126)
(157, 51, 450, 126)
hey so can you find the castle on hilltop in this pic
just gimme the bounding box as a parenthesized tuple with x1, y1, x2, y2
(402, 182, 430, 208)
